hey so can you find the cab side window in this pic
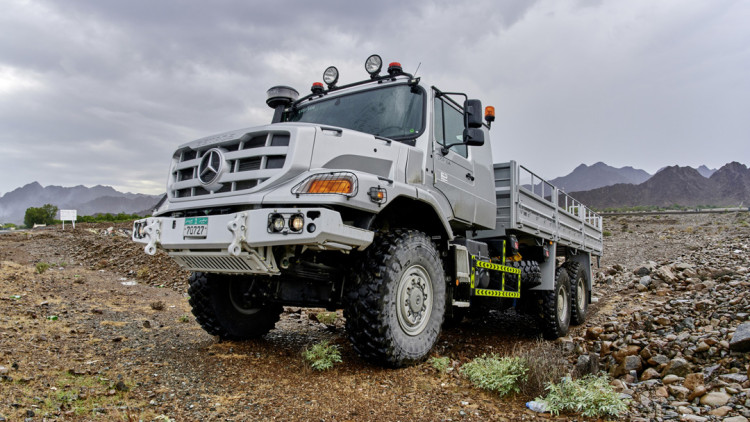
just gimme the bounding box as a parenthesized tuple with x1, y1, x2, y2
(434, 97, 468, 158)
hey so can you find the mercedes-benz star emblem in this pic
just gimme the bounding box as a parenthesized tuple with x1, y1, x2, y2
(198, 148, 224, 185)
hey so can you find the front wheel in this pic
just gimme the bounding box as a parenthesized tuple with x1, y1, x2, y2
(188, 272, 282, 340)
(344, 230, 446, 367)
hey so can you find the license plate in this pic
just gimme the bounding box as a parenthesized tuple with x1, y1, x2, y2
(183, 217, 208, 238)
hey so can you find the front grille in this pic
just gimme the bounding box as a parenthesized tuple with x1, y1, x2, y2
(169, 131, 289, 199)
(170, 251, 279, 274)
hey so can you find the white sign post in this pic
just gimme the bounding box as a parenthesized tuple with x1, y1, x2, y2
(60, 209, 77, 230)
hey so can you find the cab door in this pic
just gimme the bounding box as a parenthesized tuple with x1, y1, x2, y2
(432, 93, 477, 224)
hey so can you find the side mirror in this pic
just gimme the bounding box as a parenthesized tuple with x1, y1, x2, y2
(464, 99, 483, 129)
(463, 127, 484, 146)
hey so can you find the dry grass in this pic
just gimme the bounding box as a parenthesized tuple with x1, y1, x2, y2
(511, 340, 569, 397)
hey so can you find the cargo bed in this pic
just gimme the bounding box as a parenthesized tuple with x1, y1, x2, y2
(475, 161, 603, 256)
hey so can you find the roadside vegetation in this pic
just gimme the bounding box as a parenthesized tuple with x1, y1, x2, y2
(303, 341, 342, 371)
(9, 206, 144, 229)
(598, 204, 728, 213)
(427, 343, 627, 418)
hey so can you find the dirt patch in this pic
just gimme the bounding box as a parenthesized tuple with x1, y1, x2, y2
(1, 213, 748, 420)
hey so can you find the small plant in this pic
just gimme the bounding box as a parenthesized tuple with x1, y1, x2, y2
(429, 356, 451, 373)
(36, 262, 50, 274)
(538, 373, 628, 417)
(602, 231, 612, 237)
(460, 354, 528, 397)
(303, 341, 342, 371)
(178, 314, 190, 323)
(136, 266, 150, 279)
(514, 341, 569, 397)
(315, 311, 338, 326)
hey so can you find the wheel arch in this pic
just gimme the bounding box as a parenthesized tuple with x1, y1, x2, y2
(369, 196, 453, 242)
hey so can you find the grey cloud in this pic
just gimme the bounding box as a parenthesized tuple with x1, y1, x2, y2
(0, 0, 748, 196)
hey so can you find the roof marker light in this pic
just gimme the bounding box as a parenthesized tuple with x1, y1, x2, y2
(311, 82, 324, 94)
(387, 62, 403, 76)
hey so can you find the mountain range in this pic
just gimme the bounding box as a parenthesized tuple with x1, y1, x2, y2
(0, 161, 745, 224)
(549, 162, 652, 192)
(0, 182, 161, 225)
(569, 162, 750, 209)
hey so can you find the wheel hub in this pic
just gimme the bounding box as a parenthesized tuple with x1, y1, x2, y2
(228, 281, 262, 316)
(576, 277, 585, 309)
(557, 284, 569, 323)
(396, 265, 433, 336)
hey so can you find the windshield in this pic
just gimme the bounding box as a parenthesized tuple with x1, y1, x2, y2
(285, 84, 424, 140)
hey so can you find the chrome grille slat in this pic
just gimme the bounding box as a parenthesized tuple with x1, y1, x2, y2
(169, 131, 289, 199)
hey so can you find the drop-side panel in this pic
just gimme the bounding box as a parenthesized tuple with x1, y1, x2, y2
(474, 161, 603, 256)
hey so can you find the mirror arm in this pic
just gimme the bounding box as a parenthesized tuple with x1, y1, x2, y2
(441, 142, 464, 155)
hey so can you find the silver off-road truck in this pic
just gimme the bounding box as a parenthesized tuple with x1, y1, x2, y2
(133, 55, 603, 367)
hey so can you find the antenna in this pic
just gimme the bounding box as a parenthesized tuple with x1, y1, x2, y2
(413, 62, 422, 77)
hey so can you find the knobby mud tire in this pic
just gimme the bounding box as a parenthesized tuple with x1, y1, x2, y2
(512, 260, 542, 289)
(188, 272, 282, 341)
(344, 230, 446, 367)
(536, 267, 571, 340)
(563, 261, 588, 325)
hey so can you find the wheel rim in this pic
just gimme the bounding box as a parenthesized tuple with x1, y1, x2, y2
(396, 264, 433, 336)
(557, 283, 569, 324)
(228, 281, 261, 316)
(576, 276, 586, 311)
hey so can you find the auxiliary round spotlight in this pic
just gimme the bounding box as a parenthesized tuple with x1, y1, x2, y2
(365, 54, 382, 78)
(270, 214, 285, 232)
(323, 66, 339, 88)
(289, 214, 304, 232)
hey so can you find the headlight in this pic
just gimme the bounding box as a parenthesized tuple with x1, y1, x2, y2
(291, 172, 358, 197)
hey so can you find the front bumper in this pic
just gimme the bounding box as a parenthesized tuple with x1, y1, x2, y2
(132, 208, 374, 274)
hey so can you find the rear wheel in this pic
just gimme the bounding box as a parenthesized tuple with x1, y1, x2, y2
(536, 267, 571, 339)
(188, 272, 282, 340)
(511, 260, 542, 289)
(344, 230, 446, 367)
(564, 261, 588, 325)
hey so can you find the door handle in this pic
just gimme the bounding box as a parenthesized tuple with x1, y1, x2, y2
(465, 173, 475, 181)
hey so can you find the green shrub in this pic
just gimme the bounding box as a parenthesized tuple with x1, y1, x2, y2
(315, 311, 338, 326)
(36, 262, 50, 274)
(602, 231, 612, 237)
(429, 356, 451, 373)
(537, 374, 628, 417)
(303, 341, 342, 371)
(460, 354, 527, 397)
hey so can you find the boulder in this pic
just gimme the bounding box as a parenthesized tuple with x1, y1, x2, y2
(699, 391, 730, 407)
(655, 266, 677, 283)
(688, 385, 707, 401)
(729, 322, 750, 352)
(662, 357, 691, 377)
(683, 373, 704, 392)
(668, 384, 690, 400)
(640, 368, 661, 381)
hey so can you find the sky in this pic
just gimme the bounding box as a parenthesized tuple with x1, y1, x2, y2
(1, 0, 748, 195)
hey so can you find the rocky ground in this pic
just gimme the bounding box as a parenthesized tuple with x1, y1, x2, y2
(0, 213, 748, 421)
